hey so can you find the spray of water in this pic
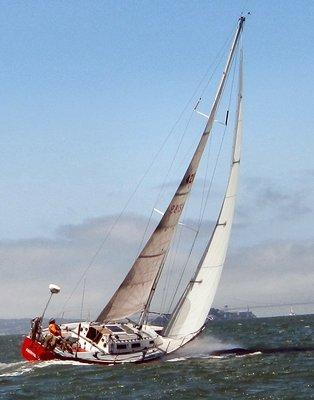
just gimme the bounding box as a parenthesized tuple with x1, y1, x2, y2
(166, 335, 239, 361)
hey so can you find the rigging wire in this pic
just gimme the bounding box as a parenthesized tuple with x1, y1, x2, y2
(160, 130, 214, 313)
(156, 36, 242, 315)
(59, 24, 238, 318)
(198, 51, 239, 229)
(159, 192, 192, 313)
(146, 28, 243, 313)
(135, 108, 195, 257)
(80, 277, 86, 321)
(135, 28, 237, 259)
(151, 52, 237, 313)
(198, 125, 214, 228)
(166, 50, 239, 314)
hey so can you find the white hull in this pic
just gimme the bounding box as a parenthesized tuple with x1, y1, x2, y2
(22, 320, 204, 364)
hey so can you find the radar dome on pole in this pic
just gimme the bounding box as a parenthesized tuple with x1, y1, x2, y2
(49, 284, 61, 294)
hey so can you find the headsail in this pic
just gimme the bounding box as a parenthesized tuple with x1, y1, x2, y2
(163, 49, 244, 343)
(96, 17, 245, 324)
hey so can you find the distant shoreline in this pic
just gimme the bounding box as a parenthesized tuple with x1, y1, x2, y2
(1, 314, 312, 335)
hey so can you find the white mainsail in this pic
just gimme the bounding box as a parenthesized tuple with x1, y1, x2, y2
(97, 17, 245, 324)
(163, 50, 244, 345)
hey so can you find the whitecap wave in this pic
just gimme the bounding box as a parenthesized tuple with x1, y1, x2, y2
(165, 357, 187, 362)
(0, 359, 90, 377)
(0, 361, 33, 377)
(235, 351, 262, 358)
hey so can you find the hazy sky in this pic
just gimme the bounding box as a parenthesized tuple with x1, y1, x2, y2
(0, 1, 313, 318)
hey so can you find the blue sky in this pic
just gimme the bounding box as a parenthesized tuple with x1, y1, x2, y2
(0, 1, 313, 317)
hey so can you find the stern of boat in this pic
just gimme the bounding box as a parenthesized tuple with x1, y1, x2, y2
(21, 336, 57, 362)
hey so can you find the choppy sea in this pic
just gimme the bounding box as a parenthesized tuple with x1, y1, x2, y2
(0, 315, 313, 399)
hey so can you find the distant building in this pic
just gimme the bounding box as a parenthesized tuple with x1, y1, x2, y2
(208, 307, 257, 320)
(150, 307, 257, 327)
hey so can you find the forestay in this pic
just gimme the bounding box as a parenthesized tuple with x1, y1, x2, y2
(164, 50, 244, 341)
(97, 17, 245, 324)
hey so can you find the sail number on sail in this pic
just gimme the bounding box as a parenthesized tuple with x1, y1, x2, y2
(185, 173, 195, 184)
(169, 204, 184, 214)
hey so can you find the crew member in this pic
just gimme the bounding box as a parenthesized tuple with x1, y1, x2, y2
(30, 316, 41, 341)
(44, 318, 62, 349)
(44, 318, 73, 353)
(48, 318, 61, 337)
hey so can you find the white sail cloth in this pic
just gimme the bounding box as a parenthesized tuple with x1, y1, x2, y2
(164, 52, 243, 341)
(97, 116, 220, 323)
(96, 18, 245, 324)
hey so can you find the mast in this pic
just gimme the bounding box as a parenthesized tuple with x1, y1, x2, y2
(96, 16, 245, 325)
(138, 17, 245, 326)
(164, 47, 244, 341)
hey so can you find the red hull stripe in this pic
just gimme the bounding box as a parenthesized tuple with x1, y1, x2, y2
(21, 337, 56, 362)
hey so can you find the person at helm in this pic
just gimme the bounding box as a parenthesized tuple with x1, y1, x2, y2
(48, 318, 61, 337)
(43, 318, 62, 349)
(44, 318, 73, 353)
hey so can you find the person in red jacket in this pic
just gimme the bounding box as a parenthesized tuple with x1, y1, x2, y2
(44, 318, 73, 353)
(44, 318, 62, 349)
(48, 318, 61, 337)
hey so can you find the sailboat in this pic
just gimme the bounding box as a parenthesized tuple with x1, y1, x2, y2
(289, 307, 296, 316)
(21, 16, 245, 365)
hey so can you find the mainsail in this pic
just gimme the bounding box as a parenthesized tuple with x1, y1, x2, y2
(164, 49, 244, 342)
(97, 17, 245, 324)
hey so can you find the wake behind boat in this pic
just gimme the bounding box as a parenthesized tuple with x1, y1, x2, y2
(21, 16, 246, 365)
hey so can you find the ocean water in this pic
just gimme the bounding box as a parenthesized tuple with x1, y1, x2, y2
(0, 315, 313, 399)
